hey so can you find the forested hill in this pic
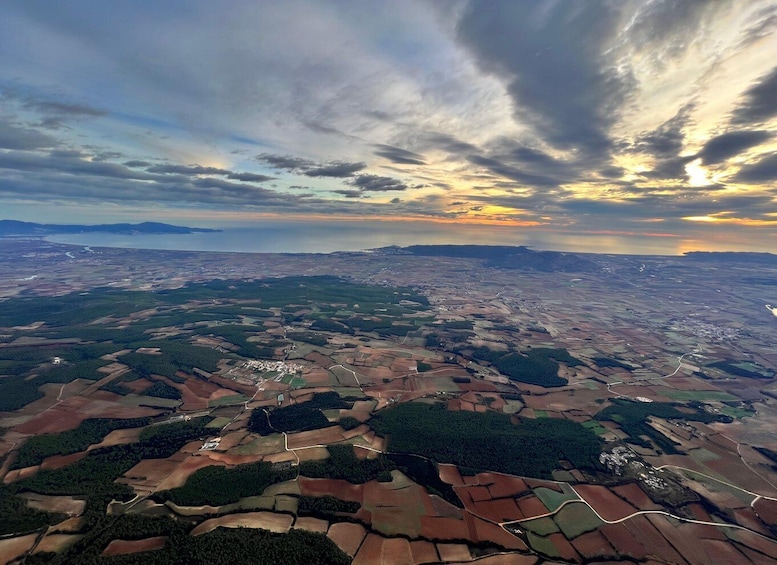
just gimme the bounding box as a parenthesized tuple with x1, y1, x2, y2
(393, 244, 597, 272)
(0, 220, 220, 236)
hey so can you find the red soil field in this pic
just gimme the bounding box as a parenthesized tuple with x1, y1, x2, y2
(298, 477, 364, 503)
(574, 484, 638, 521)
(101, 537, 167, 556)
(293, 516, 328, 534)
(40, 451, 87, 471)
(409, 540, 438, 564)
(611, 483, 661, 511)
(599, 523, 646, 561)
(472, 498, 523, 523)
(419, 516, 469, 541)
(327, 522, 367, 557)
(461, 555, 537, 565)
(525, 479, 562, 492)
(480, 473, 529, 499)
(622, 515, 686, 564)
(650, 516, 726, 565)
(381, 537, 415, 565)
(570, 530, 617, 561)
(352, 533, 385, 565)
(733, 508, 772, 535)
(438, 464, 464, 487)
(753, 497, 777, 525)
(456, 380, 499, 392)
(462, 485, 491, 502)
(208, 374, 256, 396)
(152, 457, 226, 492)
(516, 496, 549, 518)
(304, 352, 335, 368)
(467, 514, 527, 550)
(547, 532, 580, 563)
(429, 495, 463, 519)
(286, 426, 346, 449)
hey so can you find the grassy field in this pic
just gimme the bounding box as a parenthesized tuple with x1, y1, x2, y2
(661, 390, 737, 402)
(552, 502, 603, 538)
(533, 485, 578, 512)
(208, 394, 251, 407)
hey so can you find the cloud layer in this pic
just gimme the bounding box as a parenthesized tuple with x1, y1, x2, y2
(0, 0, 776, 247)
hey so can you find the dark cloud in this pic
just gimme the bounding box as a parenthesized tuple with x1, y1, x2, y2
(733, 152, 777, 183)
(0, 119, 58, 150)
(347, 174, 408, 192)
(418, 133, 478, 155)
(373, 144, 426, 165)
(255, 153, 314, 171)
(256, 153, 364, 177)
(333, 189, 363, 198)
(146, 164, 230, 175)
(226, 172, 275, 182)
(389, 197, 401, 204)
(698, 130, 772, 164)
(22, 99, 106, 118)
(303, 161, 366, 178)
(633, 105, 694, 159)
(731, 65, 777, 125)
(124, 160, 151, 168)
(466, 154, 562, 188)
(639, 156, 696, 181)
(456, 0, 631, 159)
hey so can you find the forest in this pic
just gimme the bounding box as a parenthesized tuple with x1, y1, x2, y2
(156, 461, 295, 507)
(370, 402, 602, 478)
(11, 417, 151, 469)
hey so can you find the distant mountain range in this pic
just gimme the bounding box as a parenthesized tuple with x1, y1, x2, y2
(380, 244, 598, 272)
(0, 220, 220, 236)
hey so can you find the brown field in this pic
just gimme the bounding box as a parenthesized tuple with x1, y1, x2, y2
(352, 533, 387, 565)
(570, 530, 617, 561)
(467, 514, 527, 550)
(3, 465, 40, 485)
(574, 485, 638, 521)
(611, 483, 661, 511)
(621, 515, 686, 564)
(32, 533, 82, 555)
(516, 495, 549, 518)
(327, 522, 367, 557)
(299, 477, 364, 503)
(410, 540, 439, 564)
(599, 523, 646, 560)
(547, 532, 580, 562)
(476, 473, 528, 499)
(293, 516, 329, 533)
(190, 511, 293, 535)
(436, 543, 471, 562)
(471, 498, 523, 522)
(286, 426, 347, 449)
(40, 451, 87, 470)
(460, 554, 537, 565)
(101, 537, 167, 556)
(438, 464, 464, 487)
(0, 533, 38, 564)
(20, 493, 85, 516)
(155, 457, 226, 491)
(419, 516, 469, 540)
(87, 427, 144, 451)
(122, 458, 181, 487)
(429, 495, 463, 519)
(754, 498, 777, 525)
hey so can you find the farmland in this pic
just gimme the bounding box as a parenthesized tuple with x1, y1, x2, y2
(1, 240, 777, 563)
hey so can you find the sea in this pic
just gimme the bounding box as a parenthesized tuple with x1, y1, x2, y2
(43, 219, 728, 256)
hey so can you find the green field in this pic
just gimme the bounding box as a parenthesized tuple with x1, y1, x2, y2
(532, 484, 578, 512)
(552, 501, 603, 538)
(208, 394, 251, 407)
(661, 390, 737, 402)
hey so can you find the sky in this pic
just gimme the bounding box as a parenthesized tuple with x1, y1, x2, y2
(1, 0, 777, 254)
